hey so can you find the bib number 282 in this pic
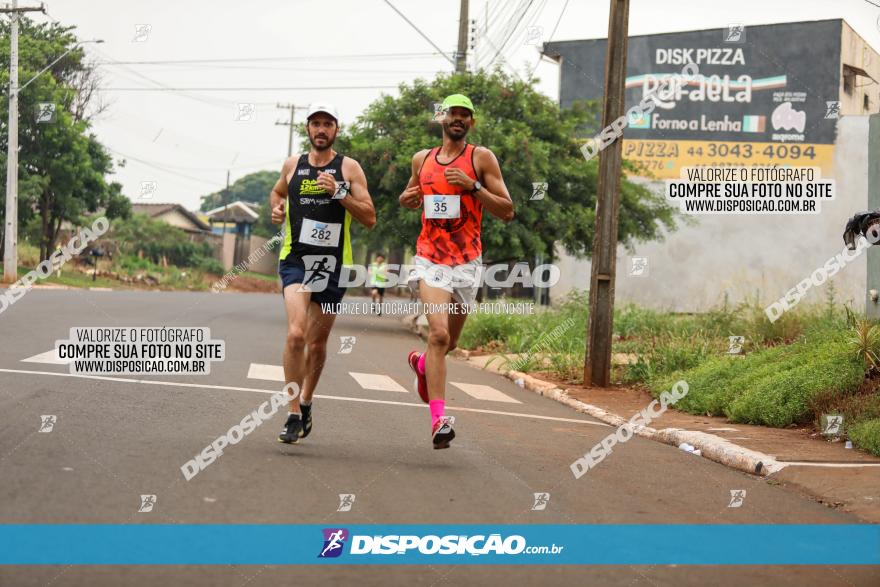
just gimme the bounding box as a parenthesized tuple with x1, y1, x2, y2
(299, 218, 341, 247)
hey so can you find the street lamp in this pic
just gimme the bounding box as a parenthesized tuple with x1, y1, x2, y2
(2, 32, 103, 284)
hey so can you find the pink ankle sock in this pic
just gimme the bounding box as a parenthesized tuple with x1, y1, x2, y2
(417, 351, 427, 375)
(429, 399, 445, 427)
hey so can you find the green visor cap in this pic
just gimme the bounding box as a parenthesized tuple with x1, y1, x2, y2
(441, 94, 475, 114)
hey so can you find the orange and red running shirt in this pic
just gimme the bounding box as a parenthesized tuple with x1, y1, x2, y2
(415, 143, 484, 266)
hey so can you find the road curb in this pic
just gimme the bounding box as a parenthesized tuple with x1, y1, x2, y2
(402, 316, 786, 477)
(499, 368, 786, 477)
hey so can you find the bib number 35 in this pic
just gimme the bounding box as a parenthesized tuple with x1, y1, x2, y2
(425, 194, 460, 219)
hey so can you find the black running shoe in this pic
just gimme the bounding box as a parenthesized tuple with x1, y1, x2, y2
(278, 413, 302, 444)
(432, 416, 455, 449)
(300, 403, 313, 438)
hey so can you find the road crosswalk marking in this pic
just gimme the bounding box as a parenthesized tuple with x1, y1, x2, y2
(0, 367, 608, 426)
(247, 363, 284, 382)
(450, 381, 521, 403)
(21, 355, 523, 405)
(37, 356, 520, 404)
(21, 349, 70, 365)
(348, 371, 408, 393)
(246, 364, 409, 394)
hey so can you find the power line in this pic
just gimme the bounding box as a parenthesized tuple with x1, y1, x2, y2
(100, 63, 443, 74)
(113, 151, 281, 173)
(92, 45, 232, 108)
(105, 147, 224, 188)
(546, 0, 571, 41)
(486, 0, 527, 58)
(527, 0, 571, 78)
(101, 85, 401, 92)
(95, 51, 450, 66)
(506, 0, 549, 51)
(490, 0, 536, 65)
(484, 0, 520, 33)
(479, 0, 528, 68)
(475, 0, 528, 72)
(382, 0, 457, 67)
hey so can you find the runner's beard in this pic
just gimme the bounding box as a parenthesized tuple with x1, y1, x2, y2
(443, 121, 469, 140)
(308, 132, 336, 151)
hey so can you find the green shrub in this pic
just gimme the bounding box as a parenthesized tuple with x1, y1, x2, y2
(197, 257, 225, 275)
(849, 419, 880, 456)
(457, 309, 524, 351)
(110, 214, 218, 269)
(651, 331, 864, 427)
(624, 332, 718, 384)
(726, 350, 863, 426)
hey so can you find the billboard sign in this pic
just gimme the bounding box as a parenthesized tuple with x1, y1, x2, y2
(545, 20, 841, 178)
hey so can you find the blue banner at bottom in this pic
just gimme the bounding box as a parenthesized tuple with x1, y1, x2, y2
(1, 524, 878, 565)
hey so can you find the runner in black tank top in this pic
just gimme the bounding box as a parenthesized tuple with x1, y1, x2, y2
(268, 103, 376, 444)
(280, 151, 351, 280)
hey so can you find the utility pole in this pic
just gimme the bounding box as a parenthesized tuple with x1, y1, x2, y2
(275, 103, 307, 158)
(2, 1, 45, 284)
(223, 170, 231, 267)
(584, 0, 630, 387)
(455, 0, 469, 73)
(223, 169, 231, 229)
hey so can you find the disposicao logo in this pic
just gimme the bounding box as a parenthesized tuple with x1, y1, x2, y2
(318, 528, 349, 558)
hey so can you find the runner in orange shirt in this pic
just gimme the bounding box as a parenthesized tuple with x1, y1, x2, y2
(399, 94, 514, 448)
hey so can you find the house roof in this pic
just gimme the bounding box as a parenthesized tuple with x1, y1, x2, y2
(204, 200, 261, 224)
(131, 202, 212, 232)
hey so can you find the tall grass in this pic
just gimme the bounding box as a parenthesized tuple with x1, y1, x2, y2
(458, 289, 880, 455)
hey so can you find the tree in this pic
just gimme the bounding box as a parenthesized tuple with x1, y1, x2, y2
(111, 213, 218, 270)
(0, 18, 128, 262)
(333, 69, 677, 263)
(199, 170, 277, 211)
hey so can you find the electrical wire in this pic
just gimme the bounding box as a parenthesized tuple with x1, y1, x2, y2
(527, 0, 571, 78)
(490, 0, 537, 65)
(101, 85, 401, 92)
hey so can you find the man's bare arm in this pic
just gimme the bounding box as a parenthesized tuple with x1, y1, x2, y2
(338, 157, 376, 229)
(399, 149, 430, 209)
(270, 156, 297, 224)
(474, 148, 514, 222)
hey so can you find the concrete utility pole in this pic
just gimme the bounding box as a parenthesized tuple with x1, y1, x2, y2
(2, 1, 46, 284)
(275, 103, 307, 158)
(223, 169, 230, 227)
(584, 0, 630, 387)
(455, 0, 469, 73)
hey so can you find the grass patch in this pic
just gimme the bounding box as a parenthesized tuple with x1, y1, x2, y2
(650, 330, 865, 427)
(457, 287, 880, 454)
(460, 291, 587, 354)
(849, 419, 880, 456)
(14, 244, 217, 292)
(242, 271, 279, 283)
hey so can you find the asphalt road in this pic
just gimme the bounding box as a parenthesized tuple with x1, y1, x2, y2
(0, 289, 877, 586)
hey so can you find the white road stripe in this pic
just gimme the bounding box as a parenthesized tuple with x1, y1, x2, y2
(21, 349, 70, 365)
(0, 368, 608, 426)
(247, 363, 285, 382)
(349, 371, 408, 393)
(450, 381, 520, 403)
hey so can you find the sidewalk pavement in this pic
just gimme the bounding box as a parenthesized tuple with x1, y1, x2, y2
(456, 350, 880, 523)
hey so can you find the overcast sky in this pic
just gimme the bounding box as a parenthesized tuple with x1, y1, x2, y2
(33, 0, 880, 210)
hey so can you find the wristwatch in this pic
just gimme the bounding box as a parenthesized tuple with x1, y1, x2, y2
(472, 180, 483, 194)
